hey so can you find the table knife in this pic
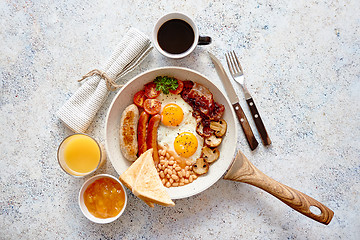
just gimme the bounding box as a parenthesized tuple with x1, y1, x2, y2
(209, 52, 258, 150)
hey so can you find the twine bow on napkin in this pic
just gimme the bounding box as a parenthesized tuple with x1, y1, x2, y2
(57, 28, 153, 133)
(77, 69, 123, 91)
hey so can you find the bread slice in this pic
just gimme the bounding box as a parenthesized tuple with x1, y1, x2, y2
(119, 149, 155, 207)
(119, 148, 175, 207)
(133, 150, 175, 207)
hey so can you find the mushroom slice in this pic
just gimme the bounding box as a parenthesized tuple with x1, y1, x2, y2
(196, 122, 211, 138)
(204, 134, 222, 147)
(201, 146, 220, 163)
(210, 119, 227, 137)
(193, 158, 209, 175)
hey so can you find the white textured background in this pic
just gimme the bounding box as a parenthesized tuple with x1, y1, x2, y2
(1, 0, 359, 239)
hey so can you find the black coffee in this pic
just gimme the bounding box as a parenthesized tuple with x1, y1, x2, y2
(157, 19, 195, 54)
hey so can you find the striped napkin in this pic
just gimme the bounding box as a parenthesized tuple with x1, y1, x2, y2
(57, 28, 152, 133)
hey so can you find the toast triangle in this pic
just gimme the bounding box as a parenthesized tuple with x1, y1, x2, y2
(119, 149, 155, 207)
(133, 150, 175, 207)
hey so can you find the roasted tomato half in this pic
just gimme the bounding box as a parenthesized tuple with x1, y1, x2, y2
(169, 80, 184, 95)
(133, 90, 147, 108)
(143, 99, 161, 115)
(144, 82, 161, 99)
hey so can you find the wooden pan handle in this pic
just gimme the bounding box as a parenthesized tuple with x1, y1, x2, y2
(224, 151, 334, 225)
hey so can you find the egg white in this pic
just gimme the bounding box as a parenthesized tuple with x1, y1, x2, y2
(156, 92, 203, 163)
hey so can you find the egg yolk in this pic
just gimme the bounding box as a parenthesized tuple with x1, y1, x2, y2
(174, 132, 198, 158)
(161, 103, 184, 127)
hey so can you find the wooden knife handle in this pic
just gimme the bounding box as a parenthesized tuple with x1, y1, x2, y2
(232, 102, 258, 150)
(224, 151, 334, 225)
(246, 98, 271, 146)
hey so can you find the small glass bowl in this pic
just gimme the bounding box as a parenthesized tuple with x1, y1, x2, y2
(57, 133, 106, 178)
(78, 174, 128, 224)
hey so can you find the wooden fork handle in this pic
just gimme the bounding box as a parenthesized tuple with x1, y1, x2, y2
(232, 102, 258, 150)
(224, 151, 334, 225)
(246, 97, 271, 146)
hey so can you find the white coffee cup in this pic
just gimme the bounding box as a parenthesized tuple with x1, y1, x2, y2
(152, 12, 211, 59)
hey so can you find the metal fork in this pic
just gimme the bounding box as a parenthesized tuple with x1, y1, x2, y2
(225, 51, 271, 146)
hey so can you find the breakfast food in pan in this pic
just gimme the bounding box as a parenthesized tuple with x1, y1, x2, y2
(119, 76, 226, 188)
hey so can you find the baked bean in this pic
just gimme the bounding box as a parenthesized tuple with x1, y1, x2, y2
(169, 156, 175, 161)
(189, 175, 193, 183)
(160, 156, 165, 160)
(166, 153, 170, 158)
(167, 169, 172, 175)
(180, 178, 184, 183)
(166, 174, 171, 179)
(161, 179, 166, 185)
(181, 169, 186, 176)
(159, 171, 165, 178)
(185, 171, 190, 178)
(168, 165, 173, 170)
(179, 182, 184, 186)
(169, 178, 174, 184)
(166, 182, 171, 188)
(185, 166, 189, 171)
(169, 161, 175, 165)
(184, 179, 189, 184)
(164, 162, 168, 167)
(171, 174, 178, 181)
(172, 182, 179, 187)
(178, 172, 183, 178)
(164, 168, 168, 175)
(192, 174, 198, 180)
(175, 166, 181, 171)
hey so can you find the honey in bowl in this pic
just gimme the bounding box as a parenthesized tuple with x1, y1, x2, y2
(83, 177, 126, 219)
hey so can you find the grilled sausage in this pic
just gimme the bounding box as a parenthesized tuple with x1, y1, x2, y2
(137, 111, 150, 156)
(119, 104, 139, 161)
(146, 114, 161, 164)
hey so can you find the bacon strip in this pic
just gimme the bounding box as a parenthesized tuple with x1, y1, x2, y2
(187, 83, 215, 115)
(181, 82, 225, 123)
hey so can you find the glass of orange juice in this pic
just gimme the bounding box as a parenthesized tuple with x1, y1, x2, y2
(57, 133, 106, 177)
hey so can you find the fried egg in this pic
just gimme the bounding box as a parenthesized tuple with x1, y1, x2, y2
(156, 92, 203, 163)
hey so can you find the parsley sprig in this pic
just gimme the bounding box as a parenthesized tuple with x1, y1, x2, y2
(153, 76, 178, 94)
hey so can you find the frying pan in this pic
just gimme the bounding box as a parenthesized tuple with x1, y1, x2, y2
(105, 67, 334, 225)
